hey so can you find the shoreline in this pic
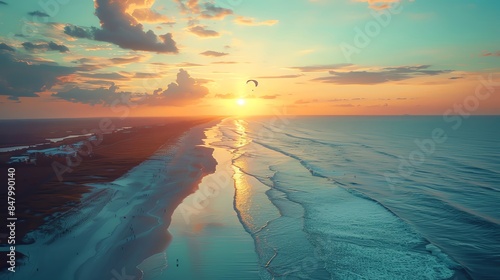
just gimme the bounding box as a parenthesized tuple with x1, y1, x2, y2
(0, 117, 221, 248)
(0, 118, 221, 279)
(147, 121, 259, 279)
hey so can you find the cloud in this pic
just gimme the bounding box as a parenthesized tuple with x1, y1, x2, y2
(133, 72, 162, 79)
(0, 51, 76, 99)
(22, 41, 69, 53)
(175, 0, 232, 20)
(354, 0, 402, 10)
(85, 80, 115, 86)
(52, 83, 131, 106)
(46, 42, 70, 53)
(0, 43, 15, 52)
(109, 56, 144, 65)
(314, 65, 451, 84)
(234, 16, 279, 26)
(176, 62, 204, 67)
(88, 0, 178, 53)
(328, 98, 365, 102)
(175, 0, 200, 14)
(200, 3, 233, 19)
(28, 10, 50, 17)
(214, 93, 236, 99)
(367, 103, 389, 107)
(80, 72, 129, 80)
(257, 74, 302, 79)
(68, 57, 108, 71)
(188, 25, 220, 37)
(212, 61, 239, 64)
(131, 8, 173, 24)
(200, 50, 228, 57)
(290, 64, 353, 72)
(334, 103, 355, 107)
(295, 99, 318, 104)
(142, 69, 209, 106)
(481, 51, 500, 57)
(260, 95, 279, 99)
(64, 25, 94, 39)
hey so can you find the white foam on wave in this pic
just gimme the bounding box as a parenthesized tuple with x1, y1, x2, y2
(219, 118, 460, 280)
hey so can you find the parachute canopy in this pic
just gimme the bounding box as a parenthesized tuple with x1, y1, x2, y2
(246, 79, 258, 87)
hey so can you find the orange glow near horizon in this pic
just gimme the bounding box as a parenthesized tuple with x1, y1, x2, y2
(1, 73, 499, 118)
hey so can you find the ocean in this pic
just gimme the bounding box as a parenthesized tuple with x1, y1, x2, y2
(2, 116, 498, 280)
(209, 116, 500, 279)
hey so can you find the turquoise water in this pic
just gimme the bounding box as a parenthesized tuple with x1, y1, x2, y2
(213, 116, 500, 279)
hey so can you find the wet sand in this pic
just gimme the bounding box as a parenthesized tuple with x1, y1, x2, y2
(139, 123, 259, 279)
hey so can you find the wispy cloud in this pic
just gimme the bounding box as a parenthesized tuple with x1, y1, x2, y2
(290, 64, 353, 72)
(200, 3, 233, 19)
(28, 10, 50, 17)
(234, 16, 279, 26)
(353, 0, 402, 10)
(175, 0, 233, 20)
(80, 72, 129, 80)
(109, 56, 144, 65)
(260, 95, 279, 99)
(188, 25, 220, 37)
(214, 93, 236, 99)
(200, 50, 228, 57)
(175, 0, 200, 14)
(22, 41, 69, 53)
(314, 65, 451, 84)
(212, 61, 240, 65)
(295, 99, 318, 104)
(176, 62, 204, 67)
(334, 103, 356, 107)
(481, 51, 500, 57)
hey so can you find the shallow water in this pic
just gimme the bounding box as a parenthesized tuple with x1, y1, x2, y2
(148, 124, 259, 279)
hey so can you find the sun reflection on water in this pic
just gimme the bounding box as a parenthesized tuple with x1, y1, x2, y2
(232, 119, 255, 229)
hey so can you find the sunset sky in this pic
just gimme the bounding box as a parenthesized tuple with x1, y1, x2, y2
(0, 0, 498, 118)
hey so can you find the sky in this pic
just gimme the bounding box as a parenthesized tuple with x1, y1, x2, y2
(0, 0, 498, 118)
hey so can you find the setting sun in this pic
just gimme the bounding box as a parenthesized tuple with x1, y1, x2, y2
(237, 99, 246, 106)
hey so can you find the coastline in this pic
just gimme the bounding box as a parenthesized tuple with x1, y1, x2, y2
(1, 117, 222, 279)
(0, 117, 220, 248)
(144, 121, 259, 279)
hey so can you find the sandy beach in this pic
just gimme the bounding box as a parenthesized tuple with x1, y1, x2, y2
(0, 117, 222, 278)
(0, 117, 219, 247)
